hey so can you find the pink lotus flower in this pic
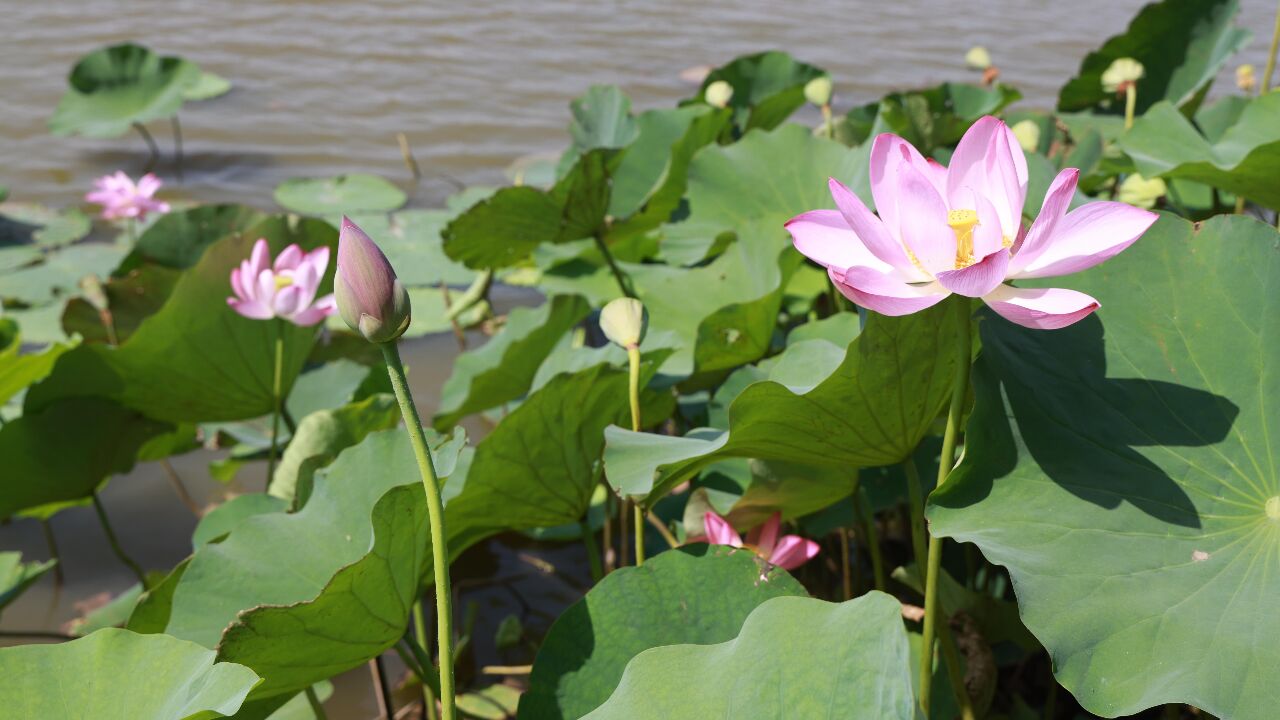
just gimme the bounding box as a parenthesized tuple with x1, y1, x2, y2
(226, 238, 336, 326)
(697, 511, 819, 571)
(84, 171, 170, 222)
(785, 116, 1158, 329)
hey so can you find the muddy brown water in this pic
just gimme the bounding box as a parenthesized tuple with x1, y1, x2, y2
(1, 1, 1276, 717)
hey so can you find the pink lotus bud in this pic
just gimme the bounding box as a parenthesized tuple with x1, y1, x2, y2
(335, 216, 411, 343)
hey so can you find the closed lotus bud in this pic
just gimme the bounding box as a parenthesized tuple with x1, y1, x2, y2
(804, 76, 833, 107)
(704, 80, 734, 109)
(599, 297, 647, 349)
(335, 216, 412, 343)
(1101, 57, 1145, 94)
(1117, 174, 1167, 210)
(1010, 120, 1041, 153)
(965, 46, 992, 71)
(1236, 64, 1257, 93)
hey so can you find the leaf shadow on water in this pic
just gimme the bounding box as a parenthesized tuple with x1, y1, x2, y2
(949, 311, 1240, 529)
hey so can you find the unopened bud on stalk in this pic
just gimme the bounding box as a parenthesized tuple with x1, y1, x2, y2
(704, 80, 734, 109)
(804, 76, 833, 107)
(1236, 64, 1257, 93)
(965, 46, 992, 71)
(335, 216, 411, 343)
(1010, 120, 1041, 153)
(1101, 57, 1144, 94)
(599, 297, 647, 349)
(1117, 174, 1166, 210)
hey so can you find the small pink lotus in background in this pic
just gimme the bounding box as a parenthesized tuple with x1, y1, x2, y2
(696, 511, 819, 571)
(84, 171, 170, 222)
(227, 238, 336, 326)
(785, 116, 1158, 329)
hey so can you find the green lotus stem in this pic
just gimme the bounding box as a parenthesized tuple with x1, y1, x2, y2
(91, 493, 147, 589)
(132, 121, 160, 172)
(838, 526, 853, 600)
(304, 685, 328, 720)
(821, 104, 833, 139)
(1123, 83, 1137, 130)
(171, 115, 184, 182)
(1264, 0, 1280, 93)
(382, 342, 456, 720)
(646, 511, 680, 549)
(626, 345, 645, 565)
(581, 519, 604, 582)
(853, 484, 885, 592)
(594, 234, 635, 299)
(40, 519, 64, 588)
(903, 456, 929, 576)
(266, 321, 284, 492)
(369, 656, 394, 720)
(919, 298, 972, 718)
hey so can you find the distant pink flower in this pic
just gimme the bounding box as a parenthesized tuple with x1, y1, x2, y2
(227, 238, 336, 326)
(696, 511, 819, 571)
(84, 171, 170, 221)
(785, 116, 1158, 329)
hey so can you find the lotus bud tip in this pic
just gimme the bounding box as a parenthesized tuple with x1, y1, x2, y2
(704, 80, 734, 109)
(335, 216, 412, 344)
(599, 297, 647, 350)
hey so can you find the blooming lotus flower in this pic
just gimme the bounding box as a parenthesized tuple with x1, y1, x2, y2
(226, 238, 336, 326)
(785, 117, 1157, 329)
(84, 171, 170, 221)
(697, 511, 819, 571)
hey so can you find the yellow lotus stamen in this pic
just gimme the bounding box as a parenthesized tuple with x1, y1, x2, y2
(948, 209, 979, 269)
(1002, 235, 1013, 249)
(274, 274, 294, 289)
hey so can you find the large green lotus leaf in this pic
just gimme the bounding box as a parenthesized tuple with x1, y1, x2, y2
(606, 105, 727, 223)
(928, 214, 1279, 718)
(25, 217, 333, 423)
(605, 301, 964, 505)
(0, 318, 74, 404)
(446, 355, 670, 551)
(119, 204, 267, 273)
(841, 83, 1021, 155)
(61, 265, 181, 344)
(268, 393, 401, 503)
(567, 85, 639, 154)
(164, 429, 464, 698)
(1120, 94, 1280, 208)
(0, 551, 57, 618)
(49, 43, 204, 138)
(0, 397, 170, 517)
(1057, 0, 1249, 114)
(0, 242, 126, 307)
(580, 592, 914, 720)
(184, 71, 232, 101)
(273, 174, 406, 215)
(0, 628, 260, 719)
(336, 209, 474, 287)
(0, 202, 93, 272)
(443, 186, 563, 270)
(433, 294, 589, 429)
(192, 494, 289, 547)
(517, 545, 807, 720)
(693, 51, 826, 132)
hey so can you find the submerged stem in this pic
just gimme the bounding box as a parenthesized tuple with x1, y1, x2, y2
(91, 493, 148, 589)
(266, 321, 284, 492)
(919, 298, 972, 718)
(382, 343, 456, 720)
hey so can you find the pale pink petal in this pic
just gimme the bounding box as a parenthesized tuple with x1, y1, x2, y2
(746, 513, 782, 559)
(768, 535, 821, 570)
(947, 117, 1028, 239)
(826, 178, 924, 280)
(1009, 168, 1079, 275)
(290, 294, 337, 326)
(895, 163, 955, 275)
(1012, 202, 1157, 280)
(304, 245, 331, 276)
(982, 285, 1099, 329)
(135, 173, 163, 198)
(274, 244, 304, 272)
(290, 262, 321, 310)
(831, 267, 950, 316)
(256, 269, 277, 310)
(869, 134, 942, 243)
(227, 297, 274, 320)
(229, 267, 247, 301)
(935, 248, 1010, 297)
(786, 210, 895, 274)
(249, 239, 271, 278)
(703, 512, 743, 548)
(273, 284, 302, 317)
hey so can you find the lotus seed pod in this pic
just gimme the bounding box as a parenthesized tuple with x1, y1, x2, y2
(599, 297, 647, 349)
(1010, 120, 1041, 153)
(965, 46, 992, 71)
(1236, 64, 1257, 93)
(1117, 174, 1166, 210)
(704, 80, 734, 109)
(335, 216, 412, 343)
(804, 76, 833, 107)
(1101, 57, 1145, 93)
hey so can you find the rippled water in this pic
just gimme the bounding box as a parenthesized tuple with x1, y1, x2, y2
(2, 1, 1275, 717)
(4, 1, 1271, 209)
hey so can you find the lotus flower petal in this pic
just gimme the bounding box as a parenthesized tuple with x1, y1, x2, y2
(981, 285, 1099, 329)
